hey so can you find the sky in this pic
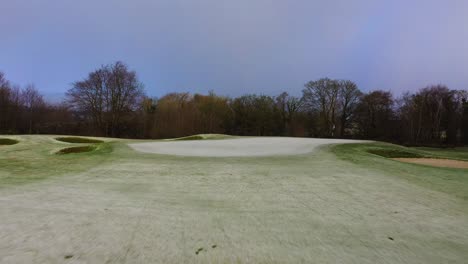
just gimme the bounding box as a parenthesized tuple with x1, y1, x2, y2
(1, 0, 467, 102)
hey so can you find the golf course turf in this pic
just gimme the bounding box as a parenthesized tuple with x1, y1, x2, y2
(0, 135, 467, 263)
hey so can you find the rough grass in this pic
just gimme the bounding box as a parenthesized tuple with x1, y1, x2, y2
(415, 147, 468, 161)
(393, 158, 468, 169)
(0, 138, 19, 145)
(57, 145, 96, 154)
(332, 142, 468, 200)
(0, 136, 113, 186)
(55, 137, 103, 144)
(367, 148, 424, 158)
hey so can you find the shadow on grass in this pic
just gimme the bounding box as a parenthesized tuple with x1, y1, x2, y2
(57, 145, 96, 154)
(367, 148, 424, 158)
(55, 137, 103, 144)
(0, 138, 19, 145)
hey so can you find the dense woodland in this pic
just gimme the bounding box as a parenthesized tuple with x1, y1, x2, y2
(1, 62, 468, 146)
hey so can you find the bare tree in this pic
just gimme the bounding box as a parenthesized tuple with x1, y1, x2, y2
(3, 67, 468, 145)
(355, 90, 394, 139)
(302, 78, 341, 137)
(67, 61, 145, 136)
(463, 97, 468, 145)
(0, 72, 9, 89)
(276, 92, 304, 136)
(338, 80, 362, 137)
(104, 62, 145, 136)
(67, 69, 106, 134)
(0, 72, 11, 131)
(0, 73, 22, 132)
(412, 86, 450, 143)
(194, 91, 231, 134)
(21, 84, 45, 133)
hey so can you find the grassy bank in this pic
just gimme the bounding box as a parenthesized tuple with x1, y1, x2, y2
(332, 142, 468, 200)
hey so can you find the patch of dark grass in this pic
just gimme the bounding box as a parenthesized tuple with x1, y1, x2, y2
(173, 135, 204, 141)
(57, 145, 96, 154)
(0, 138, 19, 145)
(367, 149, 424, 158)
(195, 247, 204, 255)
(55, 137, 103, 144)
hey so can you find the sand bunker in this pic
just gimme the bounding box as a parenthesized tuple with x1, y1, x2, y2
(393, 158, 468, 169)
(129, 137, 364, 157)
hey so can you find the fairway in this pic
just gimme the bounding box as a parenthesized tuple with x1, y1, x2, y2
(1, 135, 468, 263)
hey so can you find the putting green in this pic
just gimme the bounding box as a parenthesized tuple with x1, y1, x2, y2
(129, 137, 366, 157)
(0, 135, 467, 263)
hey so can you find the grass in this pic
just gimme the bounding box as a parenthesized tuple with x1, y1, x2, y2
(415, 146, 468, 161)
(172, 135, 205, 140)
(0, 138, 19, 145)
(168, 134, 234, 141)
(1, 135, 468, 263)
(0, 135, 113, 185)
(55, 137, 103, 144)
(57, 145, 96, 154)
(367, 148, 424, 158)
(332, 142, 468, 200)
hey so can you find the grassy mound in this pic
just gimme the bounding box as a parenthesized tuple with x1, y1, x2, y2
(173, 135, 205, 141)
(57, 146, 96, 154)
(169, 134, 233, 141)
(55, 137, 103, 144)
(367, 148, 424, 158)
(0, 138, 19, 145)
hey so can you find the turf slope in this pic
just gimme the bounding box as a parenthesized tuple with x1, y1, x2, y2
(0, 135, 467, 263)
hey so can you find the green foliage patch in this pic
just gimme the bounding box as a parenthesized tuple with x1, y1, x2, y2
(55, 137, 103, 144)
(0, 138, 19, 145)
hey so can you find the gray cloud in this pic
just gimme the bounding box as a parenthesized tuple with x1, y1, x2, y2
(1, 0, 467, 98)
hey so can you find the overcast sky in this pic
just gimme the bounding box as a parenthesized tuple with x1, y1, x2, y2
(1, 0, 467, 101)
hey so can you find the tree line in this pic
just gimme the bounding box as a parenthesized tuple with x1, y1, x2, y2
(1, 62, 468, 146)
